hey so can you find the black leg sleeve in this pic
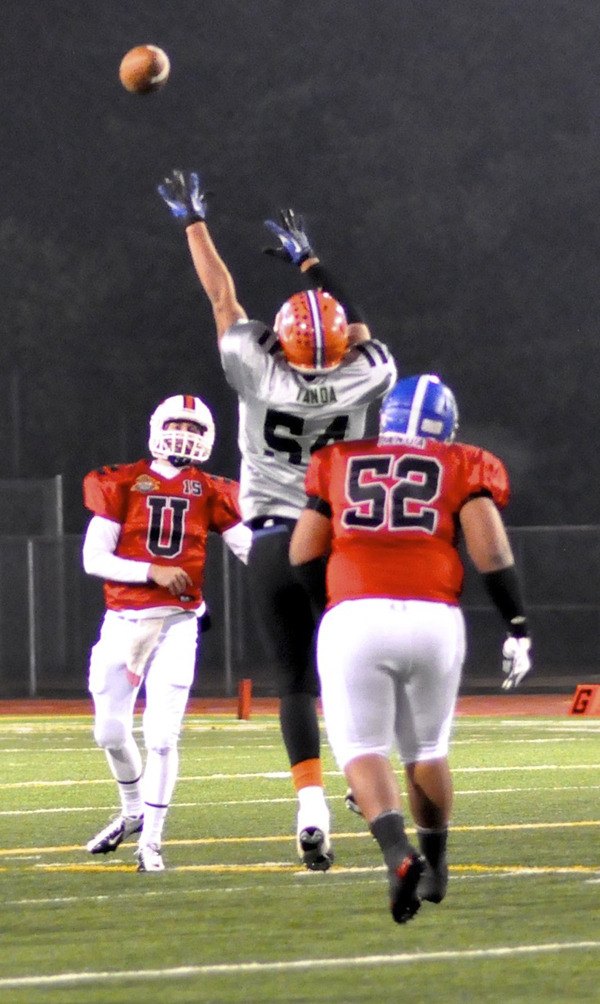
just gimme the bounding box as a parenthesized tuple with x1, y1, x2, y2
(246, 524, 319, 696)
(279, 692, 321, 766)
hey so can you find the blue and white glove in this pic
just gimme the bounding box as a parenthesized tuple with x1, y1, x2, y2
(263, 208, 314, 265)
(501, 635, 532, 690)
(157, 169, 208, 225)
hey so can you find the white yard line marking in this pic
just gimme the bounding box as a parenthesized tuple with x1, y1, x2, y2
(451, 764, 600, 773)
(0, 941, 598, 988)
(1, 784, 598, 816)
(5, 866, 596, 909)
(0, 797, 297, 816)
(1, 763, 599, 790)
(4, 868, 598, 909)
(0, 745, 278, 754)
(452, 737, 595, 745)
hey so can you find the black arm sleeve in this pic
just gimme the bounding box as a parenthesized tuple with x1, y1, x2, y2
(291, 557, 328, 619)
(302, 262, 365, 324)
(305, 494, 332, 519)
(481, 565, 529, 637)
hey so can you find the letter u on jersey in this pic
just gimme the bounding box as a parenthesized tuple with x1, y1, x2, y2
(146, 496, 190, 557)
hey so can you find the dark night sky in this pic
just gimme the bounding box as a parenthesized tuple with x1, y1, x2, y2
(1, 1, 599, 531)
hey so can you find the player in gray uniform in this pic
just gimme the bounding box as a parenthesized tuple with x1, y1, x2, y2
(223, 318, 393, 521)
(158, 170, 397, 870)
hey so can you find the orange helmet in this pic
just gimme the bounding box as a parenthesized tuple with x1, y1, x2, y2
(274, 290, 349, 373)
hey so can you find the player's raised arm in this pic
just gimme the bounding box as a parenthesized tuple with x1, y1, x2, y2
(158, 169, 247, 340)
(263, 207, 371, 346)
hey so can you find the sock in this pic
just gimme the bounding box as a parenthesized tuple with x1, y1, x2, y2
(140, 747, 179, 846)
(104, 740, 144, 817)
(141, 802, 169, 847)
(370, 811, 412, 871)
(416, 826, 449, 903)
(296, 784, 330, 834)
(416, 826, 448, 869)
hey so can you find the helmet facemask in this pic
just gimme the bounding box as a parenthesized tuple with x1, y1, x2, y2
(149, 395, 215, 467)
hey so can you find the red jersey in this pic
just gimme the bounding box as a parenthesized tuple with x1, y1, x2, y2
(83, 459, 241, 612)
(304, 435, 510, 608)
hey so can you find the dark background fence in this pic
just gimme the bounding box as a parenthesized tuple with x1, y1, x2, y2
(0, 526, 597, 700)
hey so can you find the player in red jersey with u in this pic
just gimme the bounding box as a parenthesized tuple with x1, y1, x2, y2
(82, 394, 250, 871)
(290, 374, 532, 923)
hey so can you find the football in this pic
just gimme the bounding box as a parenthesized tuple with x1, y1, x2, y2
(119, 45, 170, 94)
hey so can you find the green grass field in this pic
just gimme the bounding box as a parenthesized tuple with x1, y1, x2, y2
(0, 709, 598, 1003)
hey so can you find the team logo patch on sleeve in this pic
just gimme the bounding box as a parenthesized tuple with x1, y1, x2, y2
(132, 474, 161, 494)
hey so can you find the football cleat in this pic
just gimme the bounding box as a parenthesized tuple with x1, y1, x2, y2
(417, 857, 449, 904)
(86, 814, 144, 854)
(297, 826, 334, 872)
(135, 842, 165, 872)
(388, 852, 426, 924)
(344, 788, 363, 816)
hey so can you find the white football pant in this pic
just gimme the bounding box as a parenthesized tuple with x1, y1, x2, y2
(89, 609, 198, 758)
(317, 599, 465, 769)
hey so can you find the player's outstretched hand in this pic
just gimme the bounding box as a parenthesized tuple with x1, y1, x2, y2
(263, 208, 314, 265)
(157, 169, 208, 225)
(501, 635, 532, 690)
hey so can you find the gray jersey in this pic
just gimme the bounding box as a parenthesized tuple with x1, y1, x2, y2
(220, 319, 397, 522)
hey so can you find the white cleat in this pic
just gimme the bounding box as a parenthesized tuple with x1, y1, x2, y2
(135, 842, 165, 872)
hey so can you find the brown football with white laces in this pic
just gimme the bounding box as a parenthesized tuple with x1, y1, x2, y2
(119, 45, 170, 94)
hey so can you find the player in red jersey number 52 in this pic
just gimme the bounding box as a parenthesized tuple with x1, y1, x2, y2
(290, 374, 532, 923)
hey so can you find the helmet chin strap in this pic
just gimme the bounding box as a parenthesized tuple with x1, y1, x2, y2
(167, 455, 194, 468)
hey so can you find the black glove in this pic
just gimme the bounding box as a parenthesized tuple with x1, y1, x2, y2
(157, 169, 209, 226)
(263, 208, 314, 265)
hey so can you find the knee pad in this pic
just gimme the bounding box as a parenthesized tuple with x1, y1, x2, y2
(94, 717, 130, 750)
(143, 718, 180, 755)
(142, 681, 189, 752)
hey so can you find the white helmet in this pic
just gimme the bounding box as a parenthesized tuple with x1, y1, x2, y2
(148, 394, 215, 466)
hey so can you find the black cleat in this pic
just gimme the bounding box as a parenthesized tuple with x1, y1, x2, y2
(389, 853, 425, 924)
(297, 827, 334, 872)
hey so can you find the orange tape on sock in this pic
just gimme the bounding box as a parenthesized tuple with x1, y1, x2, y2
(291, 757, 323, 792)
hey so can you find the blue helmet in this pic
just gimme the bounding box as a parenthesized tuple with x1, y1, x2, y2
(379, 374, 459, 442)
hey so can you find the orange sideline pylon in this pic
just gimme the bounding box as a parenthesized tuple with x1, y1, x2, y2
(237, 678, 253, 720)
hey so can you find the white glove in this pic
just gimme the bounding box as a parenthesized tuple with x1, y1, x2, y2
(501, 636, 532, 690)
